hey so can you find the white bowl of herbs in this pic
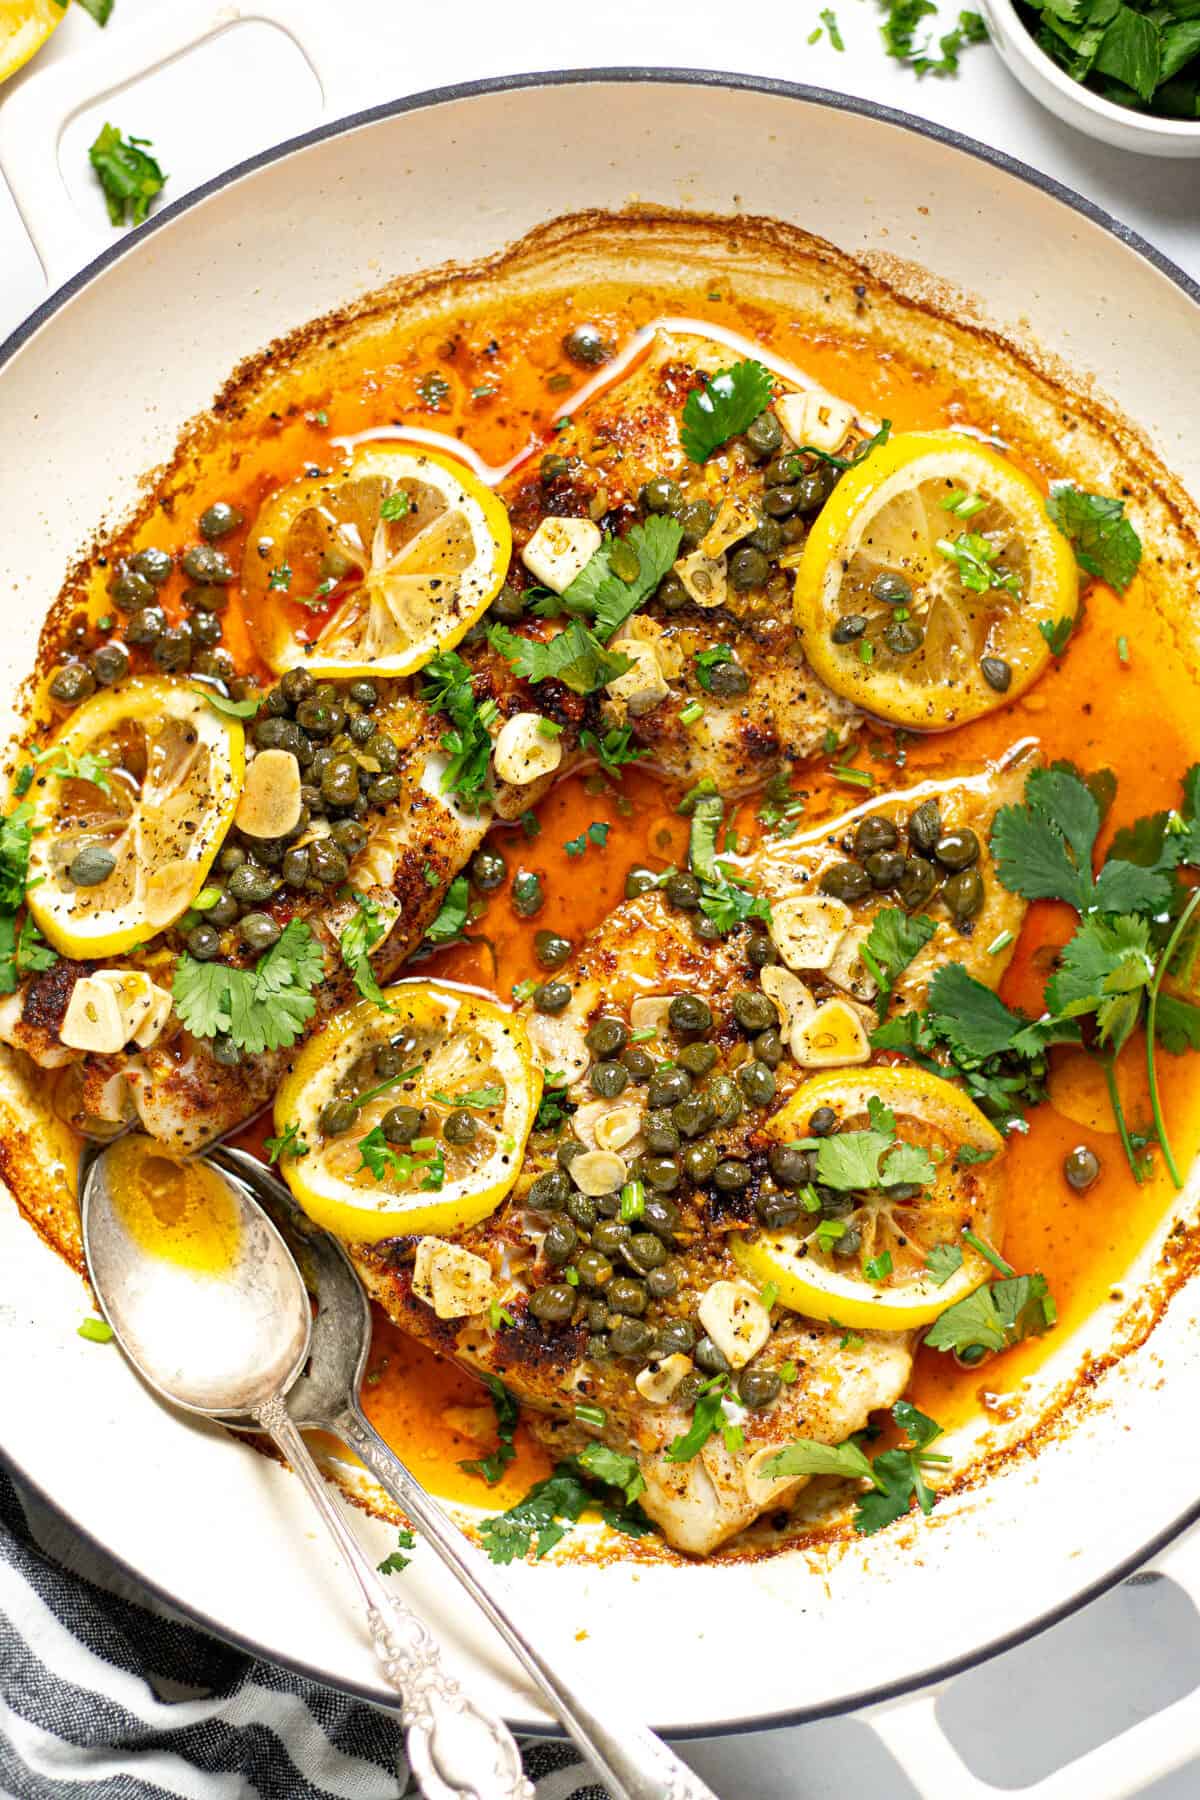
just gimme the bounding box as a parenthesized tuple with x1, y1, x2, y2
(983, 0, 1200, 154)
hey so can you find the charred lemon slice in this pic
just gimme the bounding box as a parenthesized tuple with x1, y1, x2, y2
(274, 982, 541, 1242)
(793, 432, 1077, 729)
(732, 1065, 1005, 1330)
(0, 0, 63, 84)
(244, 444, 511, 679)
(26, 677, 244, 959)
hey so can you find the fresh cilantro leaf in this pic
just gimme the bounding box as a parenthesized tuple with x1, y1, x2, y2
(688, 792, 724, 883)
(936, 531, 1021, 597)
(765, 1402, 947, 1536)
(580, 724, 645, 774)
(556, 517, 683, 641)
(194, 686, 261, 719)
(1046, 483, 1142, 592)
(263, 1120, 309, 1164)
(576, 1442, 645, 1505)
(434, 1083, 504, 1110)
(695, 645, 735, 691)
(534, 1071, 575, 1132)
(991, 764, 1169, 915)
(813, 1110, 934, 1191)
(925, 1272, 1056, 1356)
(956, 1144, 997, 1166)
(16, 914, 56, 979)
(697, 869, 772, 935)
(761, 1438, 876, 1484)
(379, 490, 410, 521)
(477, 1466, 591, 1562)
(377, 1527, 416, 1575)
(680, 360, 775, 463)
(665, 1380, 729, 1462)
(88, 123, 166, 227)
(1156, 994, 1200, 1055)
(821, 6, 846, 46)
(422, 652, 497, 808)
(925, 1242, 964, 1285)
(424, 874, 469, 946)
(33, 745, 113, 792)
(77, 0, 114, 23)
(339, 891, 394, 1009)
(865, 1251, 893, 1281)
(861, 907, 936, 1018)
(489, 620, 631, 695)
(1045, 913, 1154, 1044)
(172, 919, 323, 1054)
(459, 1375, 520, 1486)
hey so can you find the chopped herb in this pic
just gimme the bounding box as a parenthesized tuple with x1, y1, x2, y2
(377, 1527, 417, 1575)
(925, 1243, 964, 1285)
(936, 531, 1021, 598)
(172, 919, 324, 1055)
(694, 644, 735, 691)
(679, 700, 704, 726)
(267, 563, 292, 592)
(665, 1378, 730, 1462)
(432, 1084, 504, 1111)
(194, 687, 261, 719)
(459, 1375, 520, 1485)
(553, 516, 684, 641)
(33, 745, 112, 792)
(680, 359, 775, 463)
(422, 651, 498, 808)
(88, 123, 166, 227)
(861, 907, 936, 1019)
(1117, 635, 1130, 665)
(489, 1299, 516, 1329)
(77, 0, 114, 23)
(574, 1402, 608, 1431)
(478, 1457, 650, 1562)
(864, 1251, 893, 1282)
(1039, 615, 1075, 658)
(821, 7, 846, 46)
(1046, 485, 1143, 592)
(423, 874, 470, 947)
(580, 724, 646, 774)
(534, 1071, 575, 1132)
(880, 0, 988, 74)
(763, 1401, 949, 1535)
(339, 892, 394, 1009)
(832, 764, 875, 788)
(926, 1270, 1057, 1358)
(520, 808, 542, 838)
(263, 1121, 309, 1164)
(620, 1180, 646, 1221)
(379, 490, 410, 521)
(489, 619, 631, 696)
(13, 766, 33, 799)
(77, 1316, 114, 1343)
(417, 372, 451, 409)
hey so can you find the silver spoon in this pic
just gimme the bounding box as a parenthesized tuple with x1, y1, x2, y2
(80, 1139, 534, 1800)
(209, 1145, 718, 1800)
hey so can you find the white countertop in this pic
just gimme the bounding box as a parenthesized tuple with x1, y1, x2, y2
(1, 4, 1197, 1796)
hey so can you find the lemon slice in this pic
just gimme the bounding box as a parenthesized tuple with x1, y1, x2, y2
(274, 981, 541, 1242)
(26, 677, 244, 959)
(732, 1066, 1005, 1330)
(0, 0, 63, 84)
(244, 444, 511, 679)
(793, 431, 1078, 729)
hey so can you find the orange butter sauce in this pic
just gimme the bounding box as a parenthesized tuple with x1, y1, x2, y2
(121, 276, 1200, 1500)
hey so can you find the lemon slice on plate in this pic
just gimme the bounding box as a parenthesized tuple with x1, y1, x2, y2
(26, 676, 244, 959)
(274, 981, 541, 1242)
(732, 1065, 1005, 1331)
(0, 0, 64, 84)
(793, 431, 1077, 729)
(244, 444, 511, 679)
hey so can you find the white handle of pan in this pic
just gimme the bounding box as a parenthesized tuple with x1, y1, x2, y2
(0, 0, 358, 291)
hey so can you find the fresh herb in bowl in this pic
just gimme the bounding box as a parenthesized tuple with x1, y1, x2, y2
(1014, 0, 1200, 119)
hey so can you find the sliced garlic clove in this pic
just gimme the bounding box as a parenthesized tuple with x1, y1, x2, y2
(769, 895, 852, 971)
(411, 1237, 497, 1320)
(696, 1279, 771, 1370)
(743, 1442, 807, 1506)
(674, 548, 727, 609)
(791, 997, 872, 1068)
(493, 711, 563, 786)
(235, 748, 303, 839)
(606, 640, 670, 716)
(573, 1098, 644, 1154)
(759, 964, 816, 1038)
(520, 517, 602, 593)
(826, 924, 879, 1004)
(774, 387, 857, 455)
(700, 494, 758, 560)
(526, 1014, 590, 1086)
(635, 1353, 694, 1405)
(629, 995, 673, 1035)
(569, 1149, 628, 1197)
(60, 978, 128, 1054)
(143, 858, 196, 930)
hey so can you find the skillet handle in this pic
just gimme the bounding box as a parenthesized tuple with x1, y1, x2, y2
(0, 0, 359, 289)
(336, 1403, 721, 1800)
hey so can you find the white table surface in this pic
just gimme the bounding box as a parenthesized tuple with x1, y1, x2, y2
(1, 4, 1198, 1796)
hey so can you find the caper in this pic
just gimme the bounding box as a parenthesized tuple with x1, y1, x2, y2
(625, 1231, 667, 1273)
(191, 612, 222, 650)
(854, 815, 899, 857)
(529, 1284, 576, 1324)
(694, 1336, 731, 1376)
(219, 844, 247, 872)
(592, 1218, 631, 1255)
(228, 863, 279, 906)
(833, 1225, 862, 1258)
(539, 453, 569, 484)
(348, 679, 378, 708)
(648, 1067, 692, 1109)
(870, 570, 913, 607)
(673, 1092, 717, 1139)
(181, 544, 233, 585)
(536, 933, 571, 981)
(194, 651, 236, 684)
(762, 483, 801, 520)
(764, 452, 803, 487)
(296, 697, 345, 738)
(533, 980, 571, 1015)
(471, 848, 507, 891)
(646, 1265, 680, 1300)
(108, 567, 155, 610)
(745, 410, 783, 457)
(364, 773, 399, 807)
(67, 843, 115, 886)
(512, 870, 544, 917)
(624, 864, 659, 898)
(347, 713, 375, 746)
(757, 1190, 801, 1227)
(713, 1158, 751, 1193)
(641, 477, 682, 515)
(129, 546, 174, 586)
(819, 860, 871, 904)
(694, 915, 725, 944)
(677, 1041, 718, 1076)
(320, 1097, 358, 1136)
(211, 1034, 242, 1067)
(897, 856, 938, 910)
(795, 465, 839, 513)
(641, 1155, 681, 1193)
(943, 867, 984, 923)
(707, 1073, 743, 1127)
(934, 828, 981, 871)
(441, 1109, 476, 1147)
(557, 1137, 585, 1171)
(1064, 1144, 1101, 1192)
(708, 660, 751, 700)
(576, 1249, 612, 1290)
(199, 501, 243, 541)
(543, 1218, 578, 1264)
(907, 800, 942, 854)
(738, 1366, 782, 1409)
(866, 850, 907, 890)
(668, 993, 712, 1035)
(682, 1141, 719, 1183)
(655, 1318, 697, 1357)
(364, 732, 399, 773)
(613, 1047, 649, 1087)
(88, 643, 129, 686)
(125, 605, 166, 647)
(590, 1060, 629, 1099)
(981, 655, 1013, 694)
(487, 582, 526, 624)
(732, 989, 778, 1034)
(831, 613, 867, 645)
(608, 1276, 647, 1315)
(282, 845, 311, 888)
(308, 839, 350, 887)
(255, 716, 306, 756)
(769, 1144, 813, 1186)
(378, 1106, 419, 1146)
(676, 498, 714, 548)
(657, 570, 690, 613)
(883, 620, 924, 656)
(737, 1060, 777, 1107)
(206, 891, 238, 928)
(564, 1193, 596, 1233)
(562, 323, 612, 367)
(185, 922, 221, 960)
(747, 932, 778, 969)
(239, 912, 281, 953)
(747, 517, 784, 556)
(809, 1105, 838, 1137)
(585, 1016, 628, 1058)
(609, 1317, 654, 1358)
(330, 819, 368, 857)
(729, 546, 770, 591)
(664, 870, 701, 911)
(643, 1111, 681, 1155)
(320, 754, 360, 809)
(183, 583, 229, 615)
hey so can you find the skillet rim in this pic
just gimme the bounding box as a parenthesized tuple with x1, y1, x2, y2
(2, 64, 1199, 1740)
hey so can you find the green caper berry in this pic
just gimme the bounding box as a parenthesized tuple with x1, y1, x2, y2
(729, 546, 770, 591)
(831, 613, 867, 645)
(320, 755, 360, 808)
(621, 1045, 655, 1083)
(682, 1141, 718, 1183)
(199, 502, 243, 541)
(67, 844, 115, 886)
(757, 1190, 801, 1227)
(694, 1336, 731, 1376)
(664, 870, 701, 911)
(124, 605, 165, 647)
(282, 846, 311, 889)
(737, 1059, 776, 1107)
(228, 863, 279, 906)
(708, 660, 751, 700)
(296, 697, 345, 737)
(529, 1284, 576, 1324)
(624, 864, 659, 898)
(218, 844, 247, 872)
(488, 582, 525, 622)
(647, 1067, 692, 1109)
(585, 1016, 628, 1057)
(528, 1169, 570, 1210)
(590, 1060, 629, 1099)
(382, 1106, 421, 1145)
(866, 850, 906, 889)
(592, 1218, 631, 1255)
(562, 323, 612, 367)
(127, 546, 173, 586)
(347, 713, 375, 746)
(608, 1317, 654, 1358)
(769, 1145, 814, 1185)
(655, 1319, 697, 1358)
(672, 1092, 717, 1139)
(625, 1231, 667, 1272)
(646, 1265, 680, 1299)
(331, 819, 368, 856)
(641, 1196, 680, 1239)
(543, 1218, 578, 1264)
(707, 1073, 742, 1126)
(754, 1028, 783, 1068)
(796, 465, 840, 513)
(608, 1276, 647, 1315)
(49, 663, 97, 705)
(641, 477, 682, 515)
(512, 871, 544, 917)
(108, 567, 155, 609)
(732, 990, 778, 1034)
(533, 980, 571, 1015)
(943, 867, 985, 923)
(907, 800, 942, 854)
(181, 544, 233, 585)
(657, 570, 690, 612)
(747, 516, 785, 556)
(443, 1109, 478, 1146)
(1064, 1145, 1101, 1191)
(747, 933, 778, 969)
(557, 1137, 585, 1172)
(854, 815, 899, 857)
(308, 839, 350, 887)
(348, 679, 378, 708)
(471, 848, 507, 891)
(668, 992, 712, 1034)
(642, 1155, 681, 1193)
(744, 411, 783, 457)
(819, 860, 872, 904)
(186, 923, 221, 960)
(239, 912, 281, 953)
(89, 643, 130, 686)
(577, 1249, 613, 1288)
(676, 498, 714, 547)
(643, 1111, 681, 1155)
(191, 613, 222, 651)
(897, 855, 938, 910)
(367, 774, 401, 807)
(254, 716, 305, 755)
(762, 484, 801, 520)
(206, 891, 238, 927)
(712, 1157, 751, 1193)
(981, 655, 1013, 693)
(362, 732, 398, 772)
(883, 619, 924, 656)
(320, 1097, 358, 1136)
(934, 828, 981, 871)
(566, 1191, 598, 1230)
(738, 1366, 782, 1409)
(870, 570, 913, 607)
(677, 1041, 718, 1076)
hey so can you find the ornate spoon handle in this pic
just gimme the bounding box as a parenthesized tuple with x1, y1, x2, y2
(336, 1404, 718, 1800)
(255, 1396, 533, 1800)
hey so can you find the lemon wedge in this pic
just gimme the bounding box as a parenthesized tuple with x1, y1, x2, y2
(732, 1065, 1005, 1331)
(273, 982, 541, 1242)
(0, 0, 63, 85)
(244, 444, 511, 679)
(26, 677, 244, 959)
(793, 431, 1078, 729)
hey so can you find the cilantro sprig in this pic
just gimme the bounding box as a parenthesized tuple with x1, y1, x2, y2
(459, 1375, 520, 1486)
(478, 1452, 650, 1562)
(422, 651, 498, 809)
(172, 919, 324, 1055)
(488, 620, 631, 696)
(542, 516, 684, 641)
(763, 1401, 950, 1536)
(1046, 483, 1142, 593)
(339, 892, 394, 1009)
(680, 360, 775, 463)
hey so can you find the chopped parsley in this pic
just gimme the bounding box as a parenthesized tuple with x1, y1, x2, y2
(879, 0, 988, 74)
(680, 359, 775, 463)
(694, 645, 735, 691)
(564, 820, 610, 858)
(665, 1377, 731, 1462)
(88, 123, 166, 227)
(580, 724, 645, 774)
(32, 745, 112, 792)
(925, 1268, 1057, 1359)
(339, 892, 393, 1009)
(358, 1127, 444, 1189)
(459, 1375, 520, 1485)
(379, 490, 410, 522)
(424, 874, 470, 947)
(171, 919, 324, 1054)
(534, 1070, 575, 1132)
(936, 531, 1021, 598)
(1039, 616, 1075, 658)
(422, 651, 497, 808)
